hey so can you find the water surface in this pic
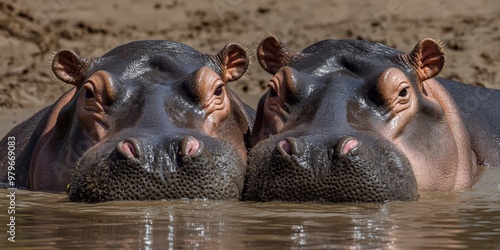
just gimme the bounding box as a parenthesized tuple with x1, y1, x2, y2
(1, 168, 499, 249)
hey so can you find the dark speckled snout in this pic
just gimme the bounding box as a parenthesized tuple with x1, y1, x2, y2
(244, 134, 418, 203)
(68, 132, 246, 202)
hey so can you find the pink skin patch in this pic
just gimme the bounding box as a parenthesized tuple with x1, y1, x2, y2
(119, 140, 138, 158)
(184, 137, 200, 156)
(279, 140, 293, 155)
(341, 138, 359, 155)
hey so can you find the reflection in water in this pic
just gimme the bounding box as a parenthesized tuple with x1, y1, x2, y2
(0, 168, 499, 249)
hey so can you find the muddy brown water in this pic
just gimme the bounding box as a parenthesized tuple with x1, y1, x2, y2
(1, 168, 499, 249)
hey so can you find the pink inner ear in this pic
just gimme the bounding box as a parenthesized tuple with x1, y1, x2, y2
(257, 36, 288, 74)
(52, 50, 86, 85)
(226, 57, 247, 80)
(408, 38, 445, 81)
(224, 45, 248, 81)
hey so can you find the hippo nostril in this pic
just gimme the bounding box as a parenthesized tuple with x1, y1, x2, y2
(180, 136, 202, 157)
(277, 137, 298, 156)
(339, 137, 360, 155)
(185, 139, 199, 156)
(279, 140, 293, 155)
(117, 139, 140, 159)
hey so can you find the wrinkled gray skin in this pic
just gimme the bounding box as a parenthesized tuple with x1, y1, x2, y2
(0, 40, 254, 202)
(244, 36, 500, 203)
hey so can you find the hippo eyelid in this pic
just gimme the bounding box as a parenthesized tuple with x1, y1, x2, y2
(82, 83, 100, 111)
(396, 82, 411, 101)
(81, 81, 105, 114)
(202, 78, 226, 109)
(267, 79, 279, 97)
(385, 82, 412, 116)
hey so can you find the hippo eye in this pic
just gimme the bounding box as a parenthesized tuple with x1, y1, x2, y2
(269, 87, 278, 97)
(398, 87, 408, 98)
(214, 85, 223, 96)
(85, 88, 95, 99)
(83, 83, 96, 99)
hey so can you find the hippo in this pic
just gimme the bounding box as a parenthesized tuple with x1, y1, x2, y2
(243, 35, 500, 202)
(0, 40, 255, 202)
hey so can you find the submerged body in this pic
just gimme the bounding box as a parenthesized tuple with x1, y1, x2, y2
(0, 40, 254, 202)
(244, 36, 500, 202)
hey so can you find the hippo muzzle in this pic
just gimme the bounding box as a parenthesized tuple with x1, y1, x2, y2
(244, 134, 418, 202)
(69, 132, 245, 202)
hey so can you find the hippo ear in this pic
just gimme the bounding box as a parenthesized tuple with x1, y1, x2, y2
(217, 43, 249, 82)
(257, 35, 294, 74)
(406, 38, 445, 81)
(52, 49, 90, 86)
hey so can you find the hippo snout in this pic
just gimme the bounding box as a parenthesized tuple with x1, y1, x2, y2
(68, 134, 245, 202)
(244, 135, 419, 202)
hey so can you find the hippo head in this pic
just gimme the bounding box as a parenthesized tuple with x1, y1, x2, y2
(47, 40, 252, 202)
(244, 36, 477, 202)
